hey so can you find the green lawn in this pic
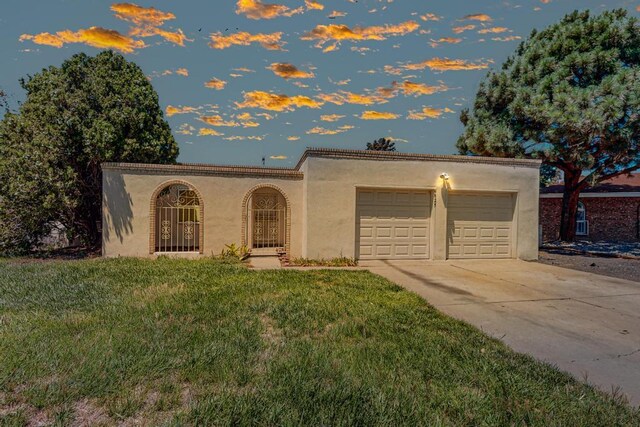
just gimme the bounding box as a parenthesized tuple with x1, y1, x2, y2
(0, 257, 638, 426)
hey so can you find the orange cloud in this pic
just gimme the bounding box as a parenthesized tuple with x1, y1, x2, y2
(394, 81, 449, 96)
(176, 124, 195, 135)
(452, 24, 475, 34)
(327, 10, 347, 18)
(269, 63, 315, 79)
(209, 31, 285, 50)
(403, 58, 490, 71)
(166, 105, 197, 117)
(270, 155, 288, 160)
(461, 13, 492, 22)
(111, 3, 190, 46)
(420, 13, 441, 21)
(236, 0, 303, 19)
(175, 68, 189, 76)
(204, 78, 227, 90)
(236, 91, 322, 111)
(317, 90, 390, 106)
(235, 112, 261, 127)
(301, 21, 419, 50)
(407, 106, 454, 120)
(287, 136, 301, 141)
(360, 111, 399, 120)
(199, 115, 241, 127)
(198, 128, 224, 136)
(306, 125, 354, 135)
(320, 114, 345, 122)
(19, 27, 145, 52)
(305, 0, 325, 10)
(478, 27, 509, 34)
(430, 37, 462, 47)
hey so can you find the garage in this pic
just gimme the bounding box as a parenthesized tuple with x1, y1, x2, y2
(447, 192, 515, 259)
(357, 189, 431, 260)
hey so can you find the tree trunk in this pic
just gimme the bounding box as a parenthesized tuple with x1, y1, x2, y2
(559, 170, 582, 242)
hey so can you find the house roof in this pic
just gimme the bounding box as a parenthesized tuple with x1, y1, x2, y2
(101, 162, 304, 179)
(295, 148, 542, 170)
(540, 173, 640, 194)
(102, 148, 542, 178)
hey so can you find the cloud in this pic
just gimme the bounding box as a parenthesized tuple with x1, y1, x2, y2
(270, 155, 288, 160)
(111, 3, 190, 46)
(209, 31, 285, 50)
(166, 105, 198, 117)
(236, 91, 322, 111)
(407, 106, 454, 120)
(492, 36, 521, 42)
(393, 81, 449, 96)
(419, 13, 441, 21)
(430, 37, 462, 47)
(236, 0, 303, 19)
(19, 27, 145, 52)
(305, 0, 324, 10)
(204, 78, 227, 90)
(235, 112, 260, 127)
(198, 128, 224, 136)
(327, 10, 347, 18)
(403, 58, 491, 71)
(269, 63, 315, 79)
(287, 136, 300, 141)
(176, 124, 195, 135)
(460, 13, 492, 22)
(359, 111, 399, 120)
(320, 114, 345, 122)
(199, 115, 241, 127)
(175, 68, 189, 76)
(301, 21, 419, 50)
(452, 25, 475, 34)
(478, 27, 509, 34)
(317, 90, 390, 106)
(306, 125, 354, 135)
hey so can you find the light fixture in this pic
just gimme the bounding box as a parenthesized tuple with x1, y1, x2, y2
(440, 172, 450, 180)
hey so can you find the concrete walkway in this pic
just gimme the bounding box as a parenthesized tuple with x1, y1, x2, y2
(362, 259, 640, 406)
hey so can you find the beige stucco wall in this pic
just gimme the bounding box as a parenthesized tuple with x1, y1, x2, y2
(102, 170, 303, 258)
(302, 157, 540, 261)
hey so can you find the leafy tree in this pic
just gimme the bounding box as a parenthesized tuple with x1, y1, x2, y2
(0, 51, 178, 253)
(366, 137, 396, 152)
(539, 164, 561, 188)
(457, 9, 640, 241)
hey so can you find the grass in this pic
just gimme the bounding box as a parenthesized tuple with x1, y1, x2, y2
(0, 257, 638, 426)
(287, 256, 358, 267)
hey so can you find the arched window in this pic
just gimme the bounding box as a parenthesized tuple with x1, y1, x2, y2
(243, 185, 290, 255)
(576, 201, 588, 236)
(152, 183, 203, 253)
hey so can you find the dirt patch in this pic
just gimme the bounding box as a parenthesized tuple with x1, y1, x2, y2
(539, 250, 640, 282)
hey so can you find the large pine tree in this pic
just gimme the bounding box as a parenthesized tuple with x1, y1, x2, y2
(457, 9, 640, 241)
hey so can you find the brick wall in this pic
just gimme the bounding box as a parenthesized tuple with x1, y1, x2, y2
(539, 197, 640, 242)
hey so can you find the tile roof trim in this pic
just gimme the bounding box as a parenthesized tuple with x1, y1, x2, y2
(295, 148, 542, 170)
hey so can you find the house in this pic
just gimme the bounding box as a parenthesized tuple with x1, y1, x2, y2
(102, 148, 541, 261)
(539, 173, 640, 242)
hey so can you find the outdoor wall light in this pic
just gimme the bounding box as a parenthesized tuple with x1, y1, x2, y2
(440, 172, 450, 181)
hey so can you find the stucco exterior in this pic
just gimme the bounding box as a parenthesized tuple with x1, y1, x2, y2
(102, 148, 541, 260)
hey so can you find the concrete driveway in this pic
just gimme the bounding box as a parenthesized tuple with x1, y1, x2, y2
(362, 259, 640, 406)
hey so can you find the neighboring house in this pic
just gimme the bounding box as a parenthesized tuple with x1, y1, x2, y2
(102, 148, 541, 261)
(539, 173, 640, 242)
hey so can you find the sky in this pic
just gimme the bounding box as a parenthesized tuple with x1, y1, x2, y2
(2, 0, 639, 166)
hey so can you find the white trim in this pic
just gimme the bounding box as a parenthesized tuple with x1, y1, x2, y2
(540, 192, 640, 198)
(354, 184, 437, 191)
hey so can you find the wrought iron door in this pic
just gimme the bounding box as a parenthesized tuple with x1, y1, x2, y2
(250, 191, 286, 250)
(155, 184, 201, 252)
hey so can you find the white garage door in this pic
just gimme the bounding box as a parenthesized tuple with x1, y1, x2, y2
(357, 189, 431, 260)
(447, 192, 515, 259)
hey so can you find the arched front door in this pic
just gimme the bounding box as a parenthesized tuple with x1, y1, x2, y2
(245, 187, 288, 255)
